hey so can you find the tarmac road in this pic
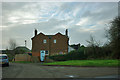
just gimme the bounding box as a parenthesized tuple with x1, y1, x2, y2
(1, 62, 119, 78)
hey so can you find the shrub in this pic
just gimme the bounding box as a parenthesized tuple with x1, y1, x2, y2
(49, 54, 66, 61)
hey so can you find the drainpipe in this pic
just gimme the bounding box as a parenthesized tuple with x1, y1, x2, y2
(48, 37, 51, 56)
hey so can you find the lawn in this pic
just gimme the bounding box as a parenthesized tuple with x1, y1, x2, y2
(43, 60, 119, 67)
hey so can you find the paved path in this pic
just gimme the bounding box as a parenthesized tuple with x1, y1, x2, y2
(2, 63, 119, 78)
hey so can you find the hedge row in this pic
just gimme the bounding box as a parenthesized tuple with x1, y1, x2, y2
(49, 49, 87, 61)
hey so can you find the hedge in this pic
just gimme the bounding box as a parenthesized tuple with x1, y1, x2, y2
(49, 49, 87, 61)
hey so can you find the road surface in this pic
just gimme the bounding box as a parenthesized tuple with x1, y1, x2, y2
(2, 63, 119, 78)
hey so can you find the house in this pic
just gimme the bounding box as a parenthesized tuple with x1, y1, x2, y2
(14, 46, 31, 54)
(68, 46, 75, 52)
(70, 43, 80, 50)
(31, 29, 69, 58)
(0, 47, 31, 54)
(0, 50, 7, 54)
(0, 50, 13, 54)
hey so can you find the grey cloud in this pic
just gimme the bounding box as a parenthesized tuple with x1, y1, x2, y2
(2, 18, 71, 49)
(68, 24, 108, 46)
(2, 2, 33, 11)
(2, 2, 41, 26)
(1, 2, 118, 50)
(81, 2, 118, 20)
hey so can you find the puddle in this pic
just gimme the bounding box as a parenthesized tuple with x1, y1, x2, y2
(65, 75, 79, 78)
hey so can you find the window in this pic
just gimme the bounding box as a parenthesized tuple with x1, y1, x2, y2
(0, 56, 7, 59)
(45, 50, 49, 55)
(54, 39, 56, 43)
(43, 39, 47, 43)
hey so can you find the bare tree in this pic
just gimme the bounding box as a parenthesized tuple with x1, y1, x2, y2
(85, 35, 102, 59)
(86, 35, 101, 47)
(9, 39, 17, 50)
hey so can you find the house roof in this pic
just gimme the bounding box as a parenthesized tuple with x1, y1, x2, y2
(14, 46, 31, 52)
(70, 43, 80, 50)
(32, 32, 68, 40)
(0, 50, 13, 54)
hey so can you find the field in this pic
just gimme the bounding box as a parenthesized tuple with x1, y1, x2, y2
(43, 60, 119, 67)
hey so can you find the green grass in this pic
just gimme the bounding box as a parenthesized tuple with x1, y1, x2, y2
(43, 60, 119, 67)
(11, 61, 32, 63)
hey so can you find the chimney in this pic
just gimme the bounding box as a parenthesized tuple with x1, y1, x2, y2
(65, 29, 68, 36)
(35, 29, 37, 36)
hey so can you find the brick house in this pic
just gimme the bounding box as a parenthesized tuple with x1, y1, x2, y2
(31, 29, 69, 58)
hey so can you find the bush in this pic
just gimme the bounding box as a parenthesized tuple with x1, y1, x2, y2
(49, 47, 87, 61)
(84, 45, 113, 59)
(49, 54, 66, 61)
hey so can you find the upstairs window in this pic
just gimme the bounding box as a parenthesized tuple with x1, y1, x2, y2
(54, 39, 56, 43)
(43, 39, 47, 43)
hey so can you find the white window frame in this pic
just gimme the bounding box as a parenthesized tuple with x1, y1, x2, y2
(54, 39, 56, 43)
(43, 39, 47, 43)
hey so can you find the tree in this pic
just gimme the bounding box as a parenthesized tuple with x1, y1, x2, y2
(86, 35, 101, 47)
(107, 17, 120, 59)
(85, 35, 102, 59)
(6, 39, 17, 61)
(9, 39, 17, 50)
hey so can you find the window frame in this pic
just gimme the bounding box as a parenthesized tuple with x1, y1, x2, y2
(43, 39, 47, 43)
(54, 39, 56, 43)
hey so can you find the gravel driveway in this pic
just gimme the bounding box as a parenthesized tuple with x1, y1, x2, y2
(2, 62, 119, 78)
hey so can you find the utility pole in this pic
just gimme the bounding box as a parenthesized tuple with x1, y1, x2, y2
(25, 40, 27, 47)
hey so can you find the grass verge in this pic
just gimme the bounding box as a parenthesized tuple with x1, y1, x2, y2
(11, 61, 32, 63)
(43, 60, 119, 67)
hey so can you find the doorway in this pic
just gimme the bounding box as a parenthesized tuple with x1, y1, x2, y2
(40, 50, 45, 61)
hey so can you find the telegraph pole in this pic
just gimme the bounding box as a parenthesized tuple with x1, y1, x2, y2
(25, 40, 27, 47)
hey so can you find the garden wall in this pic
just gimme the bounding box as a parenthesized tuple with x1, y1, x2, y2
(14, 54, 31, 61)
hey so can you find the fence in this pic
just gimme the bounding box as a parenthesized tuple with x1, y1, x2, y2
(14, 54, 31, 61)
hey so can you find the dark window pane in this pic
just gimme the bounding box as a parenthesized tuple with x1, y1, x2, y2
(45, 51, 48, 54)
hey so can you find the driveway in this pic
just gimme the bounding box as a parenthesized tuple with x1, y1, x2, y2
(1, 62, 119, 78)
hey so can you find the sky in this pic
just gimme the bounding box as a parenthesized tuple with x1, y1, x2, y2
(0, 2, 118, 50)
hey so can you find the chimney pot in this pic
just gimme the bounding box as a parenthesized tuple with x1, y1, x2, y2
(65, 29, 68, 36)
(35, 29, 37, 36)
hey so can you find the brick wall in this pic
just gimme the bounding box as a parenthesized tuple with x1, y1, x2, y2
(32, 32, 69, 57)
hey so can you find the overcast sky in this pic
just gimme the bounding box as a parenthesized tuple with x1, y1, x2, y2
(1, 2, 118, 50)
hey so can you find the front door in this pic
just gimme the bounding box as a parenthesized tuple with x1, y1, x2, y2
(40, 50, 45, 61)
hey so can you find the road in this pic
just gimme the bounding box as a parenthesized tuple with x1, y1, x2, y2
(1, 63, 119, 78)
